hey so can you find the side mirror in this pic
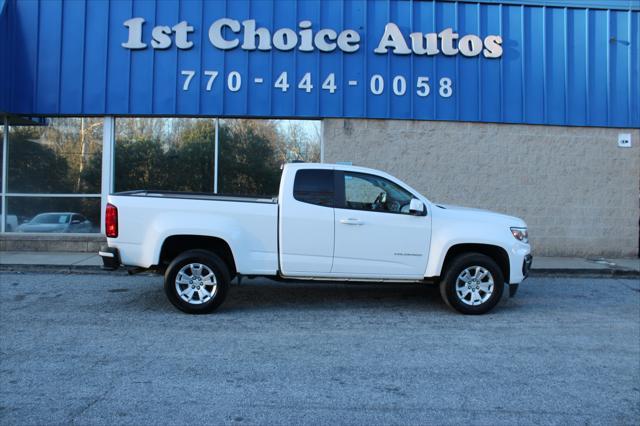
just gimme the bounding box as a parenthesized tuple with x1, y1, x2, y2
(71, 219, 81, 225)
(409, 198, 426, 216)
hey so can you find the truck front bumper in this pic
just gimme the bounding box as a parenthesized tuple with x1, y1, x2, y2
(522, 254, 533, 278)
(98, 246, 120, 270)
(509, 254, 532, 297)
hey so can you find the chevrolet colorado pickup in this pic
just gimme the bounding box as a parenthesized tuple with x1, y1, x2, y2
(100, 163, 532, 315)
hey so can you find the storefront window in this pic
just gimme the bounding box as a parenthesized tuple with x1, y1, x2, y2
(3, 118, 103, 233)
(115, 118, 320, 197)
(7, 118, 103, 193)
(115, 118, 216, 193)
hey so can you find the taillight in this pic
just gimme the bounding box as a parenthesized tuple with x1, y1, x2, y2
(105, 203, 118, 238)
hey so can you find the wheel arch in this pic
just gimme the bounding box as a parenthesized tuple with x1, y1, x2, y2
(158, 235, 237, 277)
(440, 243, 510, 282)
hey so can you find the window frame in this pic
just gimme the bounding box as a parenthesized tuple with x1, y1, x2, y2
(335, 170, 423, 216)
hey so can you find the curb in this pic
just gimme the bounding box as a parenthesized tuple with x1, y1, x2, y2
(1, 264, 638, 278)
(0, 264, 128, 275)
(528, 269, 639, 278)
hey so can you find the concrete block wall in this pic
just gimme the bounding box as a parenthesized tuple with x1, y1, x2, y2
(323, 119, 640, 257)
(0, 234, 106, 252)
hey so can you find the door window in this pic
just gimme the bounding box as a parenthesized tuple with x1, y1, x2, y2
(342, 172, 413, 214)
(293, 169, 334, 207)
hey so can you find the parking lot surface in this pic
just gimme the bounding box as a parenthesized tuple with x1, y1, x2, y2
(1, 272, 639, 425)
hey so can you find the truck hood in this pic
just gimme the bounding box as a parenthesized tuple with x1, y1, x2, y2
(434, 203, 527, 227)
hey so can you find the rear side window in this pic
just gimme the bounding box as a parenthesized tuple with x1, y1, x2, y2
(293, 169, 334, 207)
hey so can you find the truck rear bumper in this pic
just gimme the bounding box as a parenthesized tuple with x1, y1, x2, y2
(99, 246, 120, 270)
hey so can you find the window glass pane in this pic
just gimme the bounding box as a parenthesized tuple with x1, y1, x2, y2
(293, 169, 334, 207)
(8, 118, 103, 194)
(218, 119, 320, 197)
(1, 121, 4, 192)
(5, 196, 100, 233)
(114, 118, 321, 197)
(115, 118, 216, 193)
(344, 172, 413, 214)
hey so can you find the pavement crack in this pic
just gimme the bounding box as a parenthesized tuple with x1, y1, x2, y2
(69, 385, 112, 424)
(612, 279, 640, 293)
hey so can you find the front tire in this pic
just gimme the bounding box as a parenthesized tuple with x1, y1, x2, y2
(439, 253, 504, 315)
(164, 249, 230, 314)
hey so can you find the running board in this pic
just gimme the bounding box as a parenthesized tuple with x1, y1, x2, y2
(277, 274, 427, 284)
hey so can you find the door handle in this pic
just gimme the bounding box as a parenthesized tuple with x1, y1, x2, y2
(340, 218, 364, 225)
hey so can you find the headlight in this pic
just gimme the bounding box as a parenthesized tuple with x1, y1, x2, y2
(510, 227, 529, 243)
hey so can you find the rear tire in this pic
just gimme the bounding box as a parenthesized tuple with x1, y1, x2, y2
(439, 253, 504, 315)
(164, 249, 230, 314)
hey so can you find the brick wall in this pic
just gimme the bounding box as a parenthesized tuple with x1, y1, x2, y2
(323, 119, 640, 257)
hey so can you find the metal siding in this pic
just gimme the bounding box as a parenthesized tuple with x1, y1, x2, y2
(632, 10, 640, 124)
(458, 2, 480, 122)
(36, 0, 62, 114)
(503, 4, 524, 123)
(480, 4, 501, 122)
(442, 1, 640, 12)
(60, 1, 87, 114)
(589, 9, 609, 127)
(0, 0, 7, 111)
(546, 7, 566, 125)
(2, 0, 639, 127)
(83, 0, 109, 114)
(129, 0, 155, 115)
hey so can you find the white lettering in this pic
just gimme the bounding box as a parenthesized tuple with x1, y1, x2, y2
(409, 32, 439, 55)
(458, 34, 483, 57)
(298, 21, 314, 52)
(483, 35, 503, 58)
(272, 28, 298, 50)
(173, 21, 194, 49)
(241, 19, 271, 51)
(439, 28, 459, 56)
(209, 18, 241, 50)
(151, 26, 172, 49)
(122, 17, 501, 58)
(337, 29, 360, 53)
(122, 18, 147, 49)
(374, 23, 411, 54)
(314, 29, 338, 52)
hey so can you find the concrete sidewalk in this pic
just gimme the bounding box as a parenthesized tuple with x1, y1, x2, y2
(0, 251, 638, 276)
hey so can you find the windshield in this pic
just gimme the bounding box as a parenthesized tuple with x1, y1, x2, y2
(31, 214, 70, 224)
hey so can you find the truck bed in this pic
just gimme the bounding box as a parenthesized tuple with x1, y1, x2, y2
(107, 191, 279, 274)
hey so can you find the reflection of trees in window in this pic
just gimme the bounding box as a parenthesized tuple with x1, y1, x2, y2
(111, 118, 320, 197)
(219, 120, 280, 196)
(7, 118, 103, 194)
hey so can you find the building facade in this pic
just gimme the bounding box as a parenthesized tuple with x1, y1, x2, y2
(1, 0, 638, 256)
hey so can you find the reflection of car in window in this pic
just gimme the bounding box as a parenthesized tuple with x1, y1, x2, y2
(17, 212, 93, 233)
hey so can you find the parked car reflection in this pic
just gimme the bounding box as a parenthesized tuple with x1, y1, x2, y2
(17, 212, 93, 233)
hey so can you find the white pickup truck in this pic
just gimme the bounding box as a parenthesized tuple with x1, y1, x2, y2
(100, 163, 532, 315)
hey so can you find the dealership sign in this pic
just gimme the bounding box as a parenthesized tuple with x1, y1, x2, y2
(2, 0, 638, 128)
(123, 18, 503, 58)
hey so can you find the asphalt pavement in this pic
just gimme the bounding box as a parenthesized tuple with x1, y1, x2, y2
(0, 272, 639, 425)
